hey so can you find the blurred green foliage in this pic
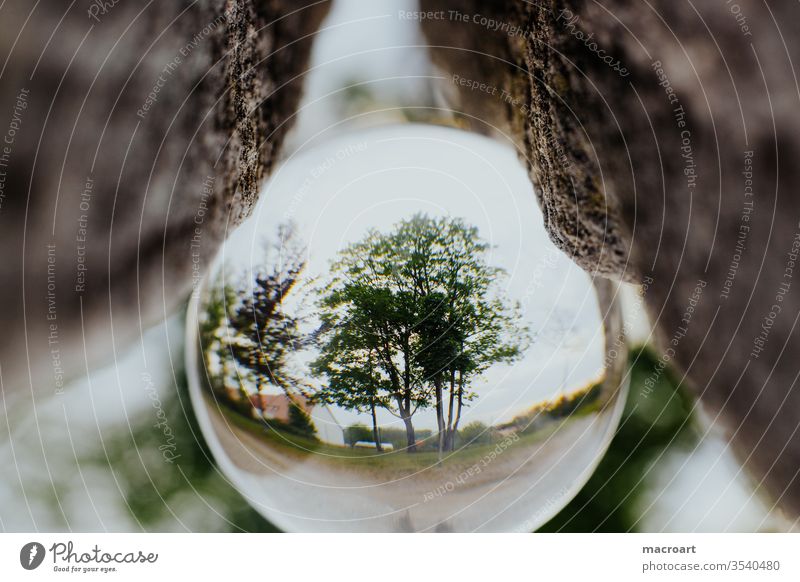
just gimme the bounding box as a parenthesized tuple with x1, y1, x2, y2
(89, 364, 277, 532)
(538, 345, 699, 532)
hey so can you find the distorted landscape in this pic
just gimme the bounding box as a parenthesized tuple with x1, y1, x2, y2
(197, 214, 609, 470)
(182, 124, 629, 532)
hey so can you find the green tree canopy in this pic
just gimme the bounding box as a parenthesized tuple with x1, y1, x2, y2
(312, 213, 530, 453)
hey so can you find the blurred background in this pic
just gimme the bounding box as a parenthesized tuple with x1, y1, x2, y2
(0, 0, 787, 532)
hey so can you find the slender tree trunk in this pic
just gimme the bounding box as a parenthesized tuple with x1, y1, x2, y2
(451, 372, 464, 451)
(367, 352, 383, 453)
(381, 345, 416, 452)
(445, 370, 456, 450)
(370, 400, 383, 453)
(397, 335, 417, 452)
(401, 412, 417, 453)
(434, 378, 446, 455)
(395, 395, 417, 453)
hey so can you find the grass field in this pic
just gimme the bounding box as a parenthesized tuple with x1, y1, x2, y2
(213, 394, 580, 478)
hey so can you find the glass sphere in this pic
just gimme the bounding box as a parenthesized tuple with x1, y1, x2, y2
(186, 124, 628, 532)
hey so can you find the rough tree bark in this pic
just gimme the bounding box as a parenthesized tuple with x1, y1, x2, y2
(421, 0, 800, 516)
(0, 0, 330, 391)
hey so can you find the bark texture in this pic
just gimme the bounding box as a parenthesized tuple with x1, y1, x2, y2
(0, 0, 330, 389)
(422, 0, 800, 515)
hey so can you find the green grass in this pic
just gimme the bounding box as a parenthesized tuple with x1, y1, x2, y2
(216, 398, 571, 479)
(205, 357, 611, 479)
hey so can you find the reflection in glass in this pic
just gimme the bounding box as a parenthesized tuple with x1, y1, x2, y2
(186, 125, 628, 532)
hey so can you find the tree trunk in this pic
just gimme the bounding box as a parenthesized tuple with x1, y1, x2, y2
(451, 373, 464, 451)
(434, 378, 446, 455)
(401, 413, 417, 453)
(370, 400, 383, 453)
(395, 395, 417, 453)
(444, 370, 456, 450)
